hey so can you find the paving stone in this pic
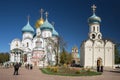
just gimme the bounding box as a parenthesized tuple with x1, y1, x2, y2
(0, 67, 120, 80)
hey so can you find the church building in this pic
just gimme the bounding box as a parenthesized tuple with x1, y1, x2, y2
(71, 46, 80, 65)
(10, 9, 59, 67)
(80, 5, 115, 68)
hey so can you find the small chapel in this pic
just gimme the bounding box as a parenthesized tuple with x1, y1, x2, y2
(80, 5, 115, 68)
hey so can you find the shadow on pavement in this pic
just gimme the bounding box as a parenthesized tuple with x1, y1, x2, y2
(109, 70, 120, 73)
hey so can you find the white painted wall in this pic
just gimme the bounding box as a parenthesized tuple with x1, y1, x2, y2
(10, 39, 21, 50)
(105, 41, 113, 67)
(42, 30, 52, 38)
(22, 32, 33, 40)
(81, 39, 114, 68)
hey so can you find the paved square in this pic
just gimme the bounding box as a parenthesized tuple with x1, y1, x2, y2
(0, 67, 120, 80)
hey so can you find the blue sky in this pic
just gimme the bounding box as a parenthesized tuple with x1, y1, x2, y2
(0, 0, 120, 53)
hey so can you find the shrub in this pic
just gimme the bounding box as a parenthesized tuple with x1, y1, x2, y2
(75, 70, 80, 74)
(53, 67, 58, 72)
(87, 68, 91, 72)
(49, 66, 59, 73)
(63, 63, 67, 68)
(41, 67, 102, 76)
(47, 65, 51, 70)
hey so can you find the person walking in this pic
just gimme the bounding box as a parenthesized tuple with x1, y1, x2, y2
(13, 62, 20, 75)
(100, 64, 103, 72)
(97, 60, 100, 72)
(30, 64, 33, 70)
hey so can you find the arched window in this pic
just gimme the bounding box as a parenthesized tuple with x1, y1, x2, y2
(36, 40, 42, 48)
(98, 34, 101, 39)
(97, 26, 99, 31)
(93, 26, 95, 32)
(92, 34, 95, 39)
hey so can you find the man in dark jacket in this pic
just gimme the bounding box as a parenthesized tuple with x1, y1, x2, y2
(13, 62, 20, 75)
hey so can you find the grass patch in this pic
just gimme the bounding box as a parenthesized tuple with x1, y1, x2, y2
(41, 67, 102, 76)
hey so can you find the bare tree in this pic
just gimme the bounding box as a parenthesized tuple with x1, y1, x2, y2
(46, 36, 67, 66)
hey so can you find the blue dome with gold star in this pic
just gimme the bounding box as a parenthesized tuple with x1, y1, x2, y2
(88, 13, 101, 24)
(22, 21, 34, 34)
(40, 19, 53, 31)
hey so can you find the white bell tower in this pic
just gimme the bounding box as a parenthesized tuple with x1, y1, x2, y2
(88, 5, 102, 40)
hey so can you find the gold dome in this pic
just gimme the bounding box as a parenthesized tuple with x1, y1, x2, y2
(35, 18, 44, 28)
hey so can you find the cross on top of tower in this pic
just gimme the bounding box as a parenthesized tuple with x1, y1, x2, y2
(40, 8, 44, 18)
(91, 4, 97, 13)
(27, 15, 30, 23)
(45, 11, 49, 19)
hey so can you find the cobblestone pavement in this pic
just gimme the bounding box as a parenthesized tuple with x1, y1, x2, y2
(0, 67, 120, 80)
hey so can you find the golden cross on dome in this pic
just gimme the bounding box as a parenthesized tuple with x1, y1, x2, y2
(40, 8, 44, 18)
(91, 4, 97, 13)
(45, 11, 49, 19)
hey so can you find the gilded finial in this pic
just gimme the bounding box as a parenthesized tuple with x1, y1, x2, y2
(35, 9, 44, 28)
(40, 8, 44, 19)
(91, 4, 97, 13)
(45, 11, 49, 19)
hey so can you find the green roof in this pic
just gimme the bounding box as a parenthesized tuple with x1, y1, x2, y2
(22, 21, 34, 33)
(40, 19, 53, 31)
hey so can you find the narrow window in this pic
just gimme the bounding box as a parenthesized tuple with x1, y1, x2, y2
(97, 26, 99, 31)
(27, 42, 29, 47)
(93, 26, 95, 32)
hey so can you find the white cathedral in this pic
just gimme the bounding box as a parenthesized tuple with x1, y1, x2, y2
(10, 9, 59, 67)
(80, 5, 115, 68)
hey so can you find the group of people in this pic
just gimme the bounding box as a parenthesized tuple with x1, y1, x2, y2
(25, 63, 33, 70)
(97, 60, 103, 72)
(97, 65, 103, 72)
(13, 62, 33, 75)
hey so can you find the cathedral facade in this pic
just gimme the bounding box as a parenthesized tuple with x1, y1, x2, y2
(10, 10, 59, 67)
(80, 5, 115, 68)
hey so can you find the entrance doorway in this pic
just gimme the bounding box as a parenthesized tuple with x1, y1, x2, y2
(97, 57, 102, 66)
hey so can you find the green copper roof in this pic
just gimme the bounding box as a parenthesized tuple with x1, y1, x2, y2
(40, 19, 53, 31)
(22, 21, 34, 34)
(52, 28, 59, 36)
(88, 13, 101, 24)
